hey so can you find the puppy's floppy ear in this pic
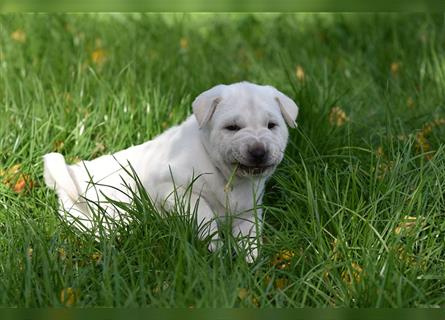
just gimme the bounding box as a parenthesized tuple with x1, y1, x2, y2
(192, 85, 225, 128)
(274, 91, 299, 128)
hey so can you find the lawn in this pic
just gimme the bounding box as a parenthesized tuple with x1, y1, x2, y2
(0, 13, 445, 307)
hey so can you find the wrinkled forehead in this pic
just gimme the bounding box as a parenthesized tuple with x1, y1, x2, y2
(212, 86, 282, 124)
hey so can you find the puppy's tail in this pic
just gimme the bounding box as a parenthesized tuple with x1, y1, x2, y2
(43, 152, 80, 203)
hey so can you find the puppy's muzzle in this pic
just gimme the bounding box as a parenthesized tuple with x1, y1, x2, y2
(248, 142, 268, 165)
(235, 142, 274, 176)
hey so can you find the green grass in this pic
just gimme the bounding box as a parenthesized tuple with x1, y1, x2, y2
(1, 13, 445, 307)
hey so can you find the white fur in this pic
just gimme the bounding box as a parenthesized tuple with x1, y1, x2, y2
(43, 81, 299, 262)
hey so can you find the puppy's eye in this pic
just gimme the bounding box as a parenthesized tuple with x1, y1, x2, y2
(225, 124, 241, 131)
(267, 122, 277, 129)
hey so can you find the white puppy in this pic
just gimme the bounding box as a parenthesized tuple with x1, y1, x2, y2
(43, 81, 299, 262)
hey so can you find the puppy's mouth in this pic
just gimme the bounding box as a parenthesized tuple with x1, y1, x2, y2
(235, 163, 274, 176)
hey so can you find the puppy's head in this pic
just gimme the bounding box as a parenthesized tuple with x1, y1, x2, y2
(193, 82, 299, 178)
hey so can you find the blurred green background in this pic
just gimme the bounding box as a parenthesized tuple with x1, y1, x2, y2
(0, 1, 439, 12)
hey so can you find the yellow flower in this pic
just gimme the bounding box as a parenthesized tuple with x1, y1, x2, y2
(252, 295, 260, 307)
(278, 249, 295, 261)
(376, 160, 394, 181)
(376, 146, 384, 158)
(60, 287, 78, 306)
(271, 249, 295, 270)
(11, 29, 26, 43)
(396, 245, 416, 266)
(390, 62, 400, 76)
(295, 65, 305, 82)
(341, 262, 363, 285)
(27, 247, 33, 259)
(91, 48, 107, 65)
(329, 106, 349, 127)
(415, 118, 445, 160)
(91, 252, 102, 264)
(323, 269, 330, 280)
(274, 277, 289, 290)
(237, 287, 260, 306)
(3, 164, 20, 176)
(12, 175, 27, 193)
(53, 141, 65, 152)
(415, 132, 431, 153)
(394, 216, 421, 236)
(180, 37, 189, 49)
(1, 164, 33, 193)
(237, 288, 248, 300)
(263, 275, 289, 290)
(407, 97, 415, 109)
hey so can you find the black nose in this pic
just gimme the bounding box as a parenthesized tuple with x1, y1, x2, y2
(248, 143, 267, 163)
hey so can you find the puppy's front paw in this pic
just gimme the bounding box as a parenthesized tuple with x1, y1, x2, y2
(208, 238, 223, 253)
(245, 247, 258, 264)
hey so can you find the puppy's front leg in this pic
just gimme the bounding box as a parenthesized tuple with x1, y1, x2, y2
(189, 193, 222, 252)
(175, 193, 221, 252)
(160, 185, 221, 252)
(232, 209, 263, 263)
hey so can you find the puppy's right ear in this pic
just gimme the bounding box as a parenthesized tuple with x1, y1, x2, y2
(274, 91, 299, 128)
(192, 85, 225, 128)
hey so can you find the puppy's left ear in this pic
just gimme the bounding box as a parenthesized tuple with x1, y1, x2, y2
(192, 85, 225, 128)
(275, 91, 299, 128)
